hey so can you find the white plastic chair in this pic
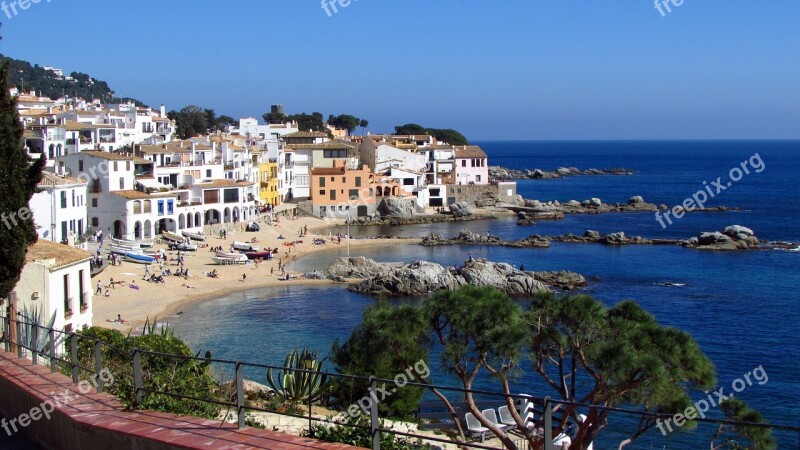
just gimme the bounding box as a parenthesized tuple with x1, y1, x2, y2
(465, 412, 489, 442)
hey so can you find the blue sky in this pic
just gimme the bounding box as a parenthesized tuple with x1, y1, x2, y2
(2, 0, 799, 140)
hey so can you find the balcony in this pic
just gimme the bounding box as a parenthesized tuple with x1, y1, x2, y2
(90, 181, 102, 193)
(79, 137, 92, 144)
(80, 291, 89, 312)
(64, 297, 73, 318)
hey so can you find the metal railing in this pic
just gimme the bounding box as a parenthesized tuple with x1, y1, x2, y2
(1, 314, 798, 450)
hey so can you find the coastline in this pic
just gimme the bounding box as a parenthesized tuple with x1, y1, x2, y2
(93, 213, 420, 333)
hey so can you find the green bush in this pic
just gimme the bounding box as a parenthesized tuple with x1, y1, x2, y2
(303, 415, 433, 450)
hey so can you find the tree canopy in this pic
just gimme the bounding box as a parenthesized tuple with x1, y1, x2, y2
(0, 62, 45, 298)
(335, 286, 773, 450)
(168, 106, 236, 139)
(393, 123, 469, 146)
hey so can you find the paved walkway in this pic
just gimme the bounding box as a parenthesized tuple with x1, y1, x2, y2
(0, 351, 357, 450)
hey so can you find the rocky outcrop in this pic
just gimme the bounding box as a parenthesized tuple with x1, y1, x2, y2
(326, 257, 584, 296)
(421, 230, 505, 246)
(683, 225, 760, 250)
(420, 227, 792, 252)
(449, 201, 473, 218)
(532, 271, 587, 291)
(490, 166, 634, 180)
(378, 198, 418, 217)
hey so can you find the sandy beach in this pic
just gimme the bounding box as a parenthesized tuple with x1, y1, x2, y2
(92, 213, 420, 332)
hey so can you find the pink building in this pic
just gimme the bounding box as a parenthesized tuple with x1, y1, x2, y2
(454, 146, 489, 185)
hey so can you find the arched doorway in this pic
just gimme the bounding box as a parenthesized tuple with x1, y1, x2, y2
(187, 213, 193, 229)
(195, 212, 202, 228)
(113, 220, 123, 239)
(178, 213, 185, 229)
(143, 220, 152, 238)
(134, 221, 142, 239)
(205, 209, 221, 225)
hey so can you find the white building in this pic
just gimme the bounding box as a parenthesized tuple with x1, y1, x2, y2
(228, 117, 299, 140)
(14, 241, 93, 333)
(30, 172, 89, 247)
(58, 149, 257, 239)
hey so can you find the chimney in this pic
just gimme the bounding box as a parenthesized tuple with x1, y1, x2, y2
(160, 104, 166, 118)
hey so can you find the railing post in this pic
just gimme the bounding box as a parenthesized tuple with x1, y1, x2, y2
(16, 320, 23, 358)
(70, 334, 79, 383)
(3, 310, 9, 353)
(544, 396, 554, 450)
(133, 349, 143, 406)
(368, 376, 380, 450)
(49, 327, 57, 373)
(236, 362, 245, 429)
(31, 322, 38, 365)
(307, 366, 314, 437)
(94, 341, 104, 393)
(8, 292, 17, 355)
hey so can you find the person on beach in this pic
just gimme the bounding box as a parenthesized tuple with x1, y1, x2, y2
(105, 289, 110, 297)
(110, 277, 115, 289)
(96, 280, 103, 295)
(241, 273, 247, 282)
(270, 267, 274, 276)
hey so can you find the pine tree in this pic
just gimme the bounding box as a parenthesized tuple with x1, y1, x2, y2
(0, 61, 45, 299)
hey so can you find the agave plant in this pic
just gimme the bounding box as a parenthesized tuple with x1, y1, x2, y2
(18, 305, 58, 355)
(134, 317, 174, 337)
(266, 348, 332, 403)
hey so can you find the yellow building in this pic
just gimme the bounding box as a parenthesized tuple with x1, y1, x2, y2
(259, 161, 281, 207)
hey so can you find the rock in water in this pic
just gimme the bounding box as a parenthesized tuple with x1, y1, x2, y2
(329, 257, 580, 296)
(378, 198, 417, 217)
(449, 201, 473, 217)
(629, 196, 645, 205)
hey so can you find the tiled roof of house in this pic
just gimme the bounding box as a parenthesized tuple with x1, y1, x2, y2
(311, 166, 346, 176)
(80, 151, 153, 164)
(454, 146, 487, 159)
(194, 179, 254, 188)
(26, 241, 91, 270)
(38, 172, 86, 187)
(283, 131, 329, 139)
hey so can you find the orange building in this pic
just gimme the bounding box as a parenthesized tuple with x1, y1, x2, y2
(311, 160, 404, 218)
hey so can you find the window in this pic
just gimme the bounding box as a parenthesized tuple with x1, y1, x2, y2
(330, 190, 336, 201)
(157, 200, 164, 216)
(342, 177, 346, 183)
(355, 176, 361, 187)
(113, 161, 118, 171)
(78, 270, 86, 311)
(404, 179, 414, 185)
(349, 189, 359, 199)
(330, 177, 334, 182)
(471, 159, 476, 167)
(320, 177, 325, 187)
(319, 190, 325, 196)
(126, 161, 130, 171)
(476, 175, 481, 182)
(461, 160, 466, 167)
(323, 149, 347, 158)
(119, 177, 125, 190)
(223, 188, 239, 203)
(167, 200, 174, 215)
(63, 274, 71, 315)
(430, 188, 440, 196)
(91, 217, 99, 227)
(60, 191, 67, 208)
(78, 160, 84, 171)
(72, 190, 76, 207)
(206, 169, 212, 178)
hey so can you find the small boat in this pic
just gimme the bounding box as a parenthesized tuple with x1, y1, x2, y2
(246, 221, 260, 232)
(161, 231, 184, 243)
(111, 237, 154, 249)
(182, 230, 207, 242)
(212, 255, 248, 265)
(170, 242, 198, 251)
(245, 250, 273, 260)
(110, 245, 141, 255)
(125, 252, 156, 264)
(216, 250, 242, 259)
(232, 241, 259, 252)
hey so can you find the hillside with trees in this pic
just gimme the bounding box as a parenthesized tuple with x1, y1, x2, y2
(394, 123, 469, 146)
(1, 53, 145, 105)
